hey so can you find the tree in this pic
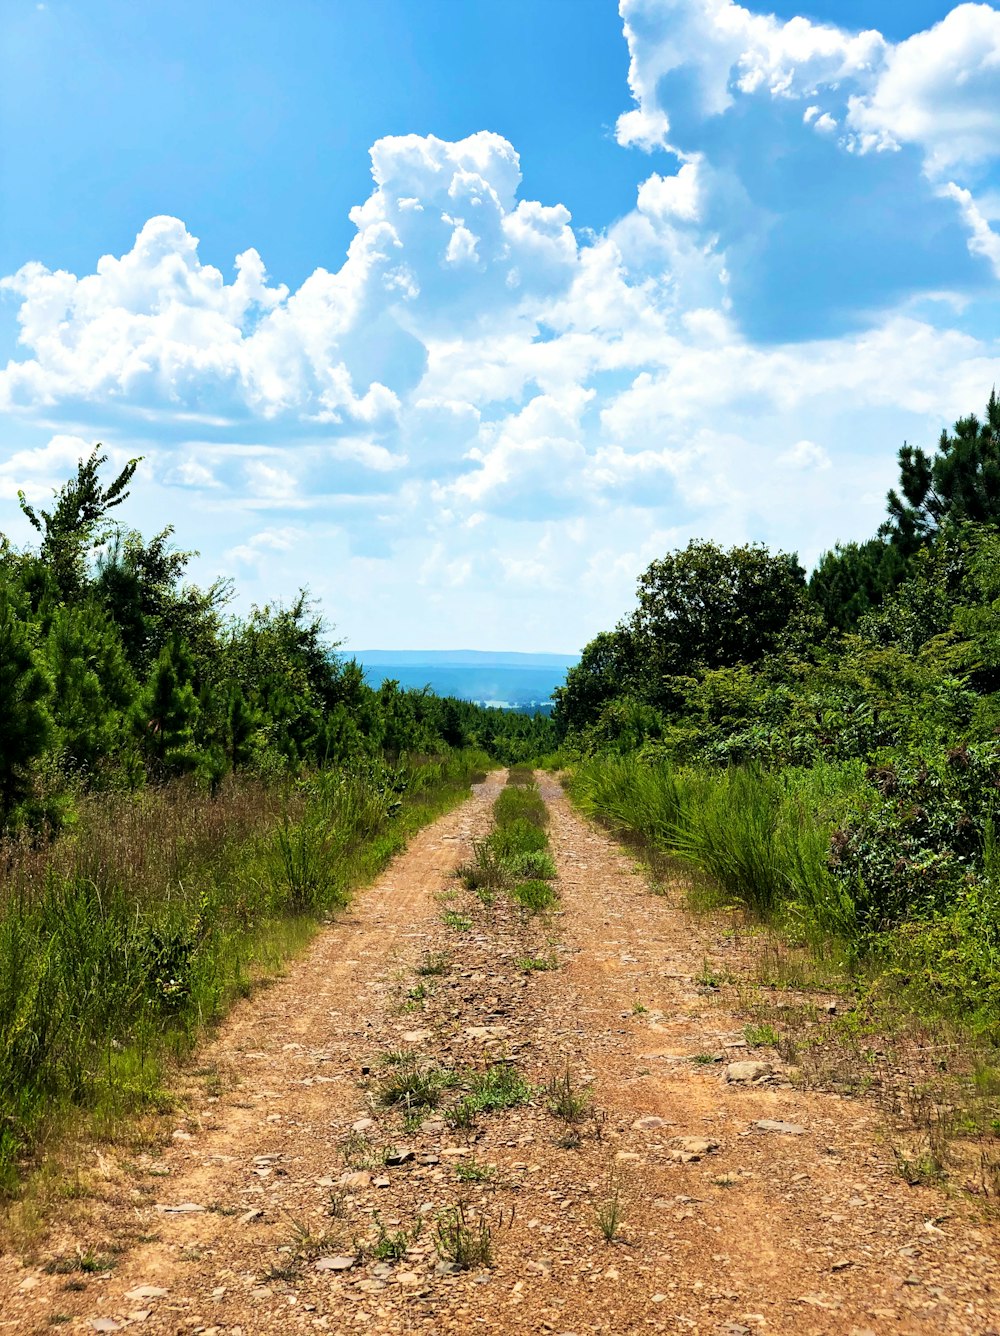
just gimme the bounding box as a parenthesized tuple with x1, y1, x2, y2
(627, 541, 807, 704)
(883, 391, 1000, 553)
(135, 638, 201, 777)
(552, 630, 636, 738)
(18, 446, 140, 598)
(0, 587, 53, 823)
(809, 537, 908, 631)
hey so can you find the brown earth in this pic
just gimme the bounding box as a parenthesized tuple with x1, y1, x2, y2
(1, 771, 998, 1336)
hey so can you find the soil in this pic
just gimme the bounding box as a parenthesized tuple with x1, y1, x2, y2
(1, 771, 998, 1336)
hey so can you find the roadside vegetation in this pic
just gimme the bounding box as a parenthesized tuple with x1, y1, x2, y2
(555, 393, 1000, 1183)
(0, 449, 553, 1192)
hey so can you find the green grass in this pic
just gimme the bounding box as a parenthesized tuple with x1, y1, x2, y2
(0, 751, 487, 1193)
(510, 879, 558, 914)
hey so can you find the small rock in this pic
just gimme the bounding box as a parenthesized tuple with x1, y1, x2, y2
(356, 1278, 387, 1294)
(616, 1152, 642, 1163)
(89, 1323, 122, 1334)
(397, 1271, 421, 1285)
(374, 1176, 391, 1189)
(725, 1061, 771, 1084)
(124, 1287, 168, 1301)
(338, 1171, 372, 1190)
(753, 1119, 805, 1136)
(315, 1256, 357, 1272)
(239, 1208, 264, 1224)
(632, 1116, 668, 1131)
(155, 1202, 205, 1213)
(352, 1118, 375, 1133)
(831, 1259, 853, 1272)
(671, 1137, 719, 1159)
(384, 1148, 415, 1167)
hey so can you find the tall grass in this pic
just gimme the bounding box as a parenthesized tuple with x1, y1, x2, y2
(568, 756, 856, 938)
(0, 750, 489, 1191)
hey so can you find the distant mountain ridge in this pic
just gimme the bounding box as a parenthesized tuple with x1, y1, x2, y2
(350, 649, 578, 668)
(348, 649, 579, 712)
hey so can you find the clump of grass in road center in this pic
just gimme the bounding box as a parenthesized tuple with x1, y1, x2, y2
(468, 1063, 533, 1112)
(434, 1202, 493, 1270)
(456, 1158, 495, 1183)
(416, 951, 449, 976)
(546, 1068, 592, 1123)
(446, 1062, 534, 1128)
(507, 850, 557, 879)
(370, 1209, 421, 1261)
(594, 1166, 626, 1242)
(460, 773, 560, 920)
(517, 952, 559, 972)
(441, 909, 473, 932)
(375, 1055, 456, 1111)
(511, 879, 558, 914)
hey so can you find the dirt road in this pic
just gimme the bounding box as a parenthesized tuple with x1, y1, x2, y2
(1, 772, 998, 1335)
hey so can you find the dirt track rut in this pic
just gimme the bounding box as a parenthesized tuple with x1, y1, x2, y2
(1, 772, 998, 1335)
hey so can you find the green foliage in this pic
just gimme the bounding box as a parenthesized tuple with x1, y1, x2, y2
(884, 390, 1000, 552)
(0, 587, 53, 827)
(0, 753, 484, 1190)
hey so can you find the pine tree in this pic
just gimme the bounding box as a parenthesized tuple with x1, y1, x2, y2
(0, 589, 53, 823)
(884, 390, 1000, 552)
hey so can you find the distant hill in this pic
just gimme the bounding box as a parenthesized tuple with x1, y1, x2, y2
(349, 649, 579, 712)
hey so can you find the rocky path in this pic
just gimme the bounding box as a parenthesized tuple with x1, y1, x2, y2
(1, 772, 998, 1335)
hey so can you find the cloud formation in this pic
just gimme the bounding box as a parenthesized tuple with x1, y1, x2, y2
(1, 4, 999, 650)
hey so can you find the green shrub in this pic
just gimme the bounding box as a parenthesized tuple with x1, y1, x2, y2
(511, 879, 558, 913)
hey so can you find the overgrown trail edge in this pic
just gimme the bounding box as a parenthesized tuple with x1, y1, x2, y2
(2, 773, 997, 1335)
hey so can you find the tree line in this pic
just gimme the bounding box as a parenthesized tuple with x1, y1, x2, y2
(0, 450, 553, 834)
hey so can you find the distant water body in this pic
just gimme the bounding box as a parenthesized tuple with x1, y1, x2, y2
(350, 649, 579, 713)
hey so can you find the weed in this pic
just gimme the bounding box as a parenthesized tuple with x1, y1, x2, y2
(467, 1063, 534, 1113)
(594, 1168, 625, 1242)
(447, 1098, 478, 1130)
(341, 1132, 378, 1169)
(44, 1251, 117, 1276)
(894, 1148, 946, 1186)
(434, 1202, 493, 1270)
(455, 1158, 495, 1183)
(441, 910, 473, 932)
(370, 1210, 419, 1261)
(546, 1068, 591, 1123)
(284, 1211, 334, 1262)
(691, 1053, 719, 1065)
(696, 958, 726, 988)
(511, 879, 558, 914)
(631, 1000, 648, 1015)
(745, 1022, 780, 1047)
(375, 1056, 455, 1111)
(416, 952, 449, 977)
(517, 953, 558, 972)
(508, 850, 558, 879)
(326, 1190, 348, 1219)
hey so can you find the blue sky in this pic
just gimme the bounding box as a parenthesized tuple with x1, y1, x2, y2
(1, 0, 998, 652)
